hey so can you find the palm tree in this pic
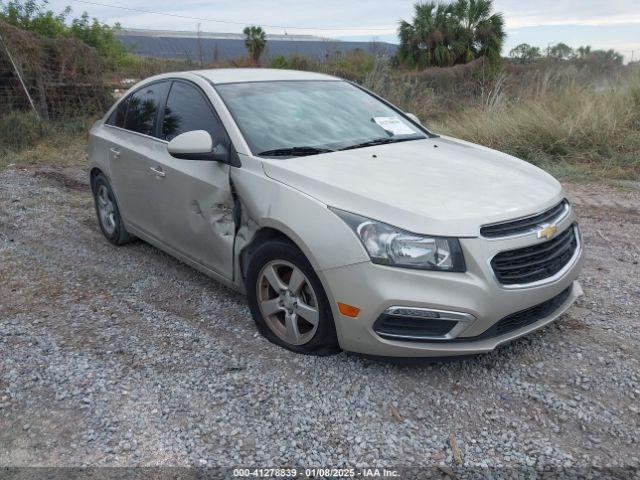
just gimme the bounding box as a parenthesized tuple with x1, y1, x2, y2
(451, 0, 505, 61)
(243, 25, 266, 65)
(397, 0, 505, 68)
(398, 2, 457, 68)
(576, 45, 592, 59)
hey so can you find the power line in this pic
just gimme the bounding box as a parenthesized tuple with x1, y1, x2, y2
(70, 0, 396, 32)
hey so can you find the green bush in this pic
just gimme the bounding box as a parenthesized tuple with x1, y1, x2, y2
(0, 0, 127, 65)
(0, 111, 49, 151)
(0, 111, 92, 152)
(267, 50, 377, 83)
(267, 53, 314, 71)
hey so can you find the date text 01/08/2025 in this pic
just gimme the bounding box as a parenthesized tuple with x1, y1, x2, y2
(232, 467, 400, 477)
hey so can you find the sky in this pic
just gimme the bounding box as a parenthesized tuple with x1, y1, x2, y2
(47, 0, 640, 62)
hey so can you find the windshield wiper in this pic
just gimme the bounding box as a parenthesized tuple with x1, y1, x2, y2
(258, 146, 335, 157)
(339, 137, 420, 151)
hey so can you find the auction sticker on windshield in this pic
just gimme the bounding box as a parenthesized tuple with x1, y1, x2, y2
(373, 116, 416, 136)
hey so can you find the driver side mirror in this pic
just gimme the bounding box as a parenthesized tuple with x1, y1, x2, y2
(405, 112, 422, 125)
(167, 130, 227, 162)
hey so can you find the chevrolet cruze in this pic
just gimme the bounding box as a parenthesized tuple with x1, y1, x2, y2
(88, 69, 584, 357)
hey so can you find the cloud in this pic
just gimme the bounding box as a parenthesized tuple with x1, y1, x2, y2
(498, 0, 640, 29)
(60, 0, 405, 35)
(505, 14, 640, 29)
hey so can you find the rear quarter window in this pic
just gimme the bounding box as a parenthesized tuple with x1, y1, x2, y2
(106, 97, 129, 128)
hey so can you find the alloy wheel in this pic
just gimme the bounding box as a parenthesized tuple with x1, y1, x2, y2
(257, 260, 320, 346)
(96, 185, 117, 236)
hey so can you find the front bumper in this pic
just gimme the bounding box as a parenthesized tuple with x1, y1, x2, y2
(319, 217, 584, 357)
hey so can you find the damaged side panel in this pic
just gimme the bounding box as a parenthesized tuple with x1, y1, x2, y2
(230, 156, 370, 293)
(231, 163, 265, 293)
(155, 156, 236, 280)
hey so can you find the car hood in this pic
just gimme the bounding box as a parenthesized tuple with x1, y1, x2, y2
(261, 136, 563, 237)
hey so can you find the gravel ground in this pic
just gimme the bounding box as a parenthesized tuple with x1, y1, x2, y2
(1, 166, 639, 476)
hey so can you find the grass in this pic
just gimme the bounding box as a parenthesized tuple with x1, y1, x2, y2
(2, 63, 639, 183)
(430, 74, 640, 181)
(0, 112, 90, 170)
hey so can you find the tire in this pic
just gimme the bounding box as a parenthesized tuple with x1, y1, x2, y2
(91, 173, 133, 246)
(246, 238, 340, 355)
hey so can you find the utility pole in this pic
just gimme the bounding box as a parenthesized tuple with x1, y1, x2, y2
(197, 22, 204, 67)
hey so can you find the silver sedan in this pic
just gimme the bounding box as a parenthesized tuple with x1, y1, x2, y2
(88, 69, 584, 357)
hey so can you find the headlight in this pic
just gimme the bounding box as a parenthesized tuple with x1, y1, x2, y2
(330, 208, 466, 272)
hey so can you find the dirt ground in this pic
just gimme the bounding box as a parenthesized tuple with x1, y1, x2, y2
(0, 163, 639, 475)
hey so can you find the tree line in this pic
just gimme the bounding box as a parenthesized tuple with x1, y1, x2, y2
(1, 0, 626, 70)
(509, 43, 624, 65)
(395, 0, 624, 68)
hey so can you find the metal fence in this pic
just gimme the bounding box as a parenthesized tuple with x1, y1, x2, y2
(0, 20, 112, 120)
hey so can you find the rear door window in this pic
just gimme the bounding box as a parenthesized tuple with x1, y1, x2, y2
(161, 81, 222, 142)
(124, 82, 169, 137)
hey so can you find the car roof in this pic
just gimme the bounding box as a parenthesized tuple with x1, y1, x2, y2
(190, 68, 340, 84)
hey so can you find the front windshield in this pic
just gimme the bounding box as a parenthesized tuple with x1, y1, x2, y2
(215, 80, 428, 156)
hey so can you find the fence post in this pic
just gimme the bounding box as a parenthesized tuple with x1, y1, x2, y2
(0, 29, 40, 119)
(35, 74, 49, 120)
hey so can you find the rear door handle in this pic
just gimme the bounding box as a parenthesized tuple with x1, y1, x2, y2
(109, 147, 121, 159)
(150, 166, 166, 178)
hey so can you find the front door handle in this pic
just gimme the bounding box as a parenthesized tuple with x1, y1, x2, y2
(149, 166, 166, 178)
(109, 147, 121, 159)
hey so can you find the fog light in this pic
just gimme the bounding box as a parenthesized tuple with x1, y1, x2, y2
(374, 306, 476, 341)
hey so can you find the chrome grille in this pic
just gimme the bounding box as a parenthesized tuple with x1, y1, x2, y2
(491, 225, 578, 285)
(481, 200, 569, 238)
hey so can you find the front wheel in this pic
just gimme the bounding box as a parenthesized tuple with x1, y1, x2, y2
(246, 239, 340, 355)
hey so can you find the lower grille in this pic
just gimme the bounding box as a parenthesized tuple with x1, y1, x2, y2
(491, 225, 578, 285)
(453, 285, 573, 342)
(485, 285, 572, 338)
(376, 286, 573, 343)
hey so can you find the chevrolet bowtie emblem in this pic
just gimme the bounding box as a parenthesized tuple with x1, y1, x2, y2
(537, 224, 557, 240)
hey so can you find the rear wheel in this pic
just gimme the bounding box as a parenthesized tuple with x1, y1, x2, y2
(91, 173, 133, 246)
(246, 239, 340, 355)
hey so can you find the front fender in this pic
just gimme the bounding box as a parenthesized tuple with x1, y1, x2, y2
(231, 159, 369, 274)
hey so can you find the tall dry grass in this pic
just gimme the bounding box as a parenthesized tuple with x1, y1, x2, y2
(432, 75, 640, 180)
(2, 55, 638, 181)
(365, 59, 640, 181)
(0, 112, 90, 169)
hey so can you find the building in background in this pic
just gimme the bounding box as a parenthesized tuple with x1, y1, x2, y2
(115, 28, 397, 63)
